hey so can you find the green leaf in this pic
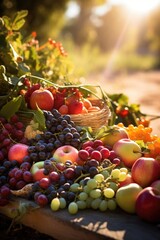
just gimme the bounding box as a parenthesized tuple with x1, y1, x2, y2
(130, 103, 140, 112)
(18, 62, 30, 75)
(12, 19, 26, 31)
(14, 10, 28, 20)
(94, 125, 108, 139)
(12, 10, 28, 30)
(108, 93, 129, 105)
(10, 76, 21, 86)
(32, 107, 46, 131)
(0, 95, 22, 120)
(2, 16, 12, 30)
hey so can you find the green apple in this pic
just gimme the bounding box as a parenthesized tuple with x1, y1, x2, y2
(113, 139, 142, 168)
(116, 183, 143, 213)
(98, 125, 129, 147)
(30, 161, 47, 181)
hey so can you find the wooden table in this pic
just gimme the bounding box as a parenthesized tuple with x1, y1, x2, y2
(0, 197, 160, 240)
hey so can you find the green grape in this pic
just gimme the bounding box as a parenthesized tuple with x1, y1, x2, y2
(94, 173, 104, 183)
(103, 188, 115, 198)
(86, 197, 93, 208)
(101, 170, 110, 179)
(87, 178, 97, 190)
(59, 197, 67, 209)
(99, 200, 108, 211)
(90, 189, 102, 199)
(120, 167, 128, 174)
(77, 200, 87, 210)
(118, 172, 127, 182)
(83, 185, 91, 194)
(50, 197, 60, 211)
(78, 192, 88, 201)
(111, 169, 120, 179)
(69, 183, 80, 192)
(107, 199, 117, 211)
(68, 202, 78, 214)
(91, 198, 102, 210)
(107, 182, 118, 192)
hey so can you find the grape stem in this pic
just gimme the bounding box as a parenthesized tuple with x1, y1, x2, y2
(74, 173, 90, 183)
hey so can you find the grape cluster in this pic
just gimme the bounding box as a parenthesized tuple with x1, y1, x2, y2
(44, 109, 81, 148)
(0, 160, 19, 206)
(7, 161, 33, 190)
(35, 162, 128, 213)
(27, 109, 82, 163)
(0, 157, 33, 205)
(0, 160, 19, 188)
(0, 185, 11, 206)
(28, 140, 128, 213)
(0, 115, 28, 161)
(60, 167, 128, 214)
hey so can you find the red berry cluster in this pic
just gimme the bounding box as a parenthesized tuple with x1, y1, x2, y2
(48, 38, 67, 56)
(116, 106, 129, 118)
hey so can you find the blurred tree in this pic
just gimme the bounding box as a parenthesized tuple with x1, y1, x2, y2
(63, 0, 106, 45)
(0, 0, 106, 41)
(1, 0, 160, 67)
(0, 0, 69, 39)
(96, 6, 128, 51)
(134, 7, 160, 68)
(146, 8, 160, 56)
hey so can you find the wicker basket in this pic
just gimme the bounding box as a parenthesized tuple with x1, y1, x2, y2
(17, 99, 111, 132)
(70, 98, 111, 131)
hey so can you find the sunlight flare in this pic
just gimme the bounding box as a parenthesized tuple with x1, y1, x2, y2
(119, 0, 160, 15)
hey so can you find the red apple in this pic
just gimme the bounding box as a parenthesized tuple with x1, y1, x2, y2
(53, 145, 79, 164)
(131, 157, 160, 188)
(30, 161, 48, 181)
(136, 187, 160, 223)
(113, 139, 142, 168)
(30, 89, 54, 111)
(99, 126, 129, 147)
(150, 179, 160, 192)
(8, 143, 29, 163)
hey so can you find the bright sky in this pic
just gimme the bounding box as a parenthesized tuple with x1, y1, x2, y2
(111, 0, 160, 15)
(66, 0, 160, 18)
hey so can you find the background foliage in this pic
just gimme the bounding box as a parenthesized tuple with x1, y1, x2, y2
(0, 0, 160, 77)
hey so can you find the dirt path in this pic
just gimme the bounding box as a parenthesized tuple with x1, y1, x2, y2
(88, 71, 160, 136)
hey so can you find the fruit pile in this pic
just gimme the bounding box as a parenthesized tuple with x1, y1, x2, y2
(20, 77, 103, 115)
(0, 10, 160, 226)
(0, 110, 160, 224)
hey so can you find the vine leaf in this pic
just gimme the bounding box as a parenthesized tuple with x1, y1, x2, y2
(2, 16, 11, 30)
(0, 95, 22, 120)
(32, 106, 46, 131)
(12, 10, 28, 31)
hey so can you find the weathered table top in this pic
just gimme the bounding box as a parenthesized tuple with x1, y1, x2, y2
(0, 197, 160, 240)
